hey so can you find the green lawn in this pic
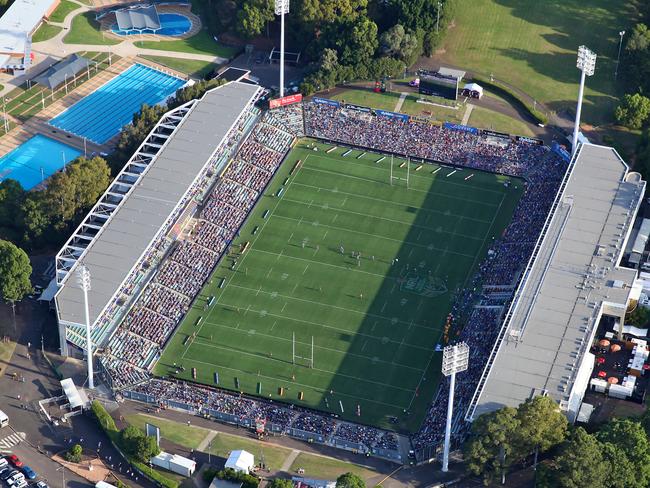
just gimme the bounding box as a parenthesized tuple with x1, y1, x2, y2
(331, 89, 403, 111)
(32, 23, 62, 43)
(125, 414, 210, 449)
(436, 0, 637, 124)
(134, 29, 239, 59)
(0, 340, 16, 377)
(49, 0, 80, 23)
(156, 140, 523, 432)
(63, 12, 119, 45)
(468, 106, 535, 137)
(207, 432, 292, 471)
(399, 95, 464, 123)
(288, 453, 378, 481)
(139, 55, 217, 78)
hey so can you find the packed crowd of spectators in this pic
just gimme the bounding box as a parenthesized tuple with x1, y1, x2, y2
(105, 101, 568, 460)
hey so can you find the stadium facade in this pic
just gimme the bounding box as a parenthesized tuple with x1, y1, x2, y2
(54, 81, 264, 355)
(467, 143, 645, 422)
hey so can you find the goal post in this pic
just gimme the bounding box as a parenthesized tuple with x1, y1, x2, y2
(389, 154, 410, 189)
(292, 332, 314, 368)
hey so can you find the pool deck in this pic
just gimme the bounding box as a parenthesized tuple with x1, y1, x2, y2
(0, 57, 137, 158)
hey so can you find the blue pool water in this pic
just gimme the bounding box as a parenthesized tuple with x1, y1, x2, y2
(50, 64, 185, 144)
(112, 13, 192, 36)
(0, 135, 82, 190)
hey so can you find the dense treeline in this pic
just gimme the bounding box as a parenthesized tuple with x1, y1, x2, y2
(464, 393, 650, 488)
(197, 0, 455, 93)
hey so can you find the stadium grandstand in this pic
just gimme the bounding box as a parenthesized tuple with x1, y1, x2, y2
(466, 144, 645, 422)
(0, 0, 59, 72)
(51, 91, 647, 464)
(54, 80, 264, 356)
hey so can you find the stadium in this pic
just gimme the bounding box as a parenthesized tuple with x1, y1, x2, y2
(52, 81, 646, 463)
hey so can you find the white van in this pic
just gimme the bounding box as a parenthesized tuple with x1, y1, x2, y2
(0, 410, 8, 428)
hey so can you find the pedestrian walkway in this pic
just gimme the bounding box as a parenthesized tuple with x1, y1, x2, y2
(0, 431, 26, 452)
(280, 449, 300, 472)
(394, 92, 408, 112)
(461, 104, 474, 125)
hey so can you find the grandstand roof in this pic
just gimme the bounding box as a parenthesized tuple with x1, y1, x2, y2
(470, 144, 645, 421)
(115, 5, 160, 31)
(54, 81, 261, 328)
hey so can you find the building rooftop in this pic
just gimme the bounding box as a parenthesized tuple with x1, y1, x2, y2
(54, 81, 261, 328)
(0, 0, 56, 65)
(469, 144, 645, 420)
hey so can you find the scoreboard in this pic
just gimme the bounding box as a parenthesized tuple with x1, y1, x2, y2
(419, 71, 459, 100)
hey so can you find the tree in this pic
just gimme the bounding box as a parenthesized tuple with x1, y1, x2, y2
(335, 473, 365, 488)
(43, 171, 76, 229)
(463, 406, 520, 485)
(135, 433, 160, 462)
(626, 305, 650, 328)
(379, 24, 418, 62)
(615, 93, 650, 129)
(539, 428, 607, 488)
(601, 441, 636, 488)
(66, 157, 111, 215)
(236, 0, 274, 38)
(119, 425, 144, 457)
(0, 240, 32, 305)
(596, 418, 650, 488)
(319, 48, 339, 72)
(295, 0, 368, 24)
(268, 479, 293, 488)
(334, 17, 378, 67)
(17, 194, 50, 248)
(514, 396, 567, 467)
(64, 444, 83, 463)
(0, 179, 25, 229)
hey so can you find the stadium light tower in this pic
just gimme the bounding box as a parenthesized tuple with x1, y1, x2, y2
(274, 0, 289, 97)
(441, 342, 469, 472)
(615, 30, 625, 80)
(571, 46, 596, 158)
(77, 265, 94, 389)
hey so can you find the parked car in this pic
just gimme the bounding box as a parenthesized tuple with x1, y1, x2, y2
(35, 481, 50, 488)
(19, 467, 35, 480)
(0, 459, 8, 470)
(0, 467, 11, 479)
(6, 456, 22, 468)
(0, 469, 18, 481)
(6, 471, 24, 486)
(9, 479, 27, 488)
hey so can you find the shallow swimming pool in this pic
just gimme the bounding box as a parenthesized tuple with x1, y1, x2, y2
(112, 13, 192, 36)
(49, 63, 185, 145)
(0, 135, 82, 189)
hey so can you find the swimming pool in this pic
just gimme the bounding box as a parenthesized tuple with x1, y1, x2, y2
(0, 135, 82, 190)
(112, 13, 192, 36)
(50, 64, 186, 144)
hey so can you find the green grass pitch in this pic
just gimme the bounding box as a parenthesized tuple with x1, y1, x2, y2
(155, 140, 524, 432)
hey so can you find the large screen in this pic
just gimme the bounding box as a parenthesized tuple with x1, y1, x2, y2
(419, 72, 458, 100)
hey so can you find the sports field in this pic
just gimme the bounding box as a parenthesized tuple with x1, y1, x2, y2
(437, 0, 636, 124)
(155, 140, 523, 432)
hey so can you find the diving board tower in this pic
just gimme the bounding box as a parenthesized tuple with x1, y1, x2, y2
(441, 342, 469, 472)
(571, 46, 596, 158)
(77, 265, 94, 389)
(274, 0, 289, 97)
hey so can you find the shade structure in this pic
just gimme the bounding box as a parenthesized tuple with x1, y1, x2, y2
(643, 364, 650, 370)
(599, 339, 611, 347)
(597, 370, 607, 378)
(596, 357, 606, 365)
(608, 377, 619, 384)
(610, 344, 622, 352)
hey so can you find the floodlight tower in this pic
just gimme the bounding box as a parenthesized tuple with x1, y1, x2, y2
(274, 0, 289, 97)
(571, 46, 596, 158)
(77, 265, 94, 389)
(441, 342, 469, 472)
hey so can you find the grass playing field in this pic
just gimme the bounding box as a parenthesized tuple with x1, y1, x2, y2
(437, 0, 637, 124)
(155, 140, 523, 432)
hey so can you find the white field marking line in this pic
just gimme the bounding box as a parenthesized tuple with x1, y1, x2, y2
(227, 283, 438, 332)
(212, 297, 438, 351)
(303, 264, 309, 275)
(310, 150, 507, 196)
(271, 214, 478, 259)
(291, 181, 492, 225)
(190, 338, 420, 396)
(191, 154, 303, 353)
(300, 165, 500, 208)
(281, 196, 485, 242)
(177, 354, 411, 410)
(194, 323, 424, 374)
(252, 247, 393, 280)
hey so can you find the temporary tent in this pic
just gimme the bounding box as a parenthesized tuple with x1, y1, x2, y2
(462, 83, 483, 99)
(225, 450, 254, 474)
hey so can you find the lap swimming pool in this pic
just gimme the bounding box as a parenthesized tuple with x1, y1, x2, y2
(0, 135, 82, 190)
(49, 64, 186, 145)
